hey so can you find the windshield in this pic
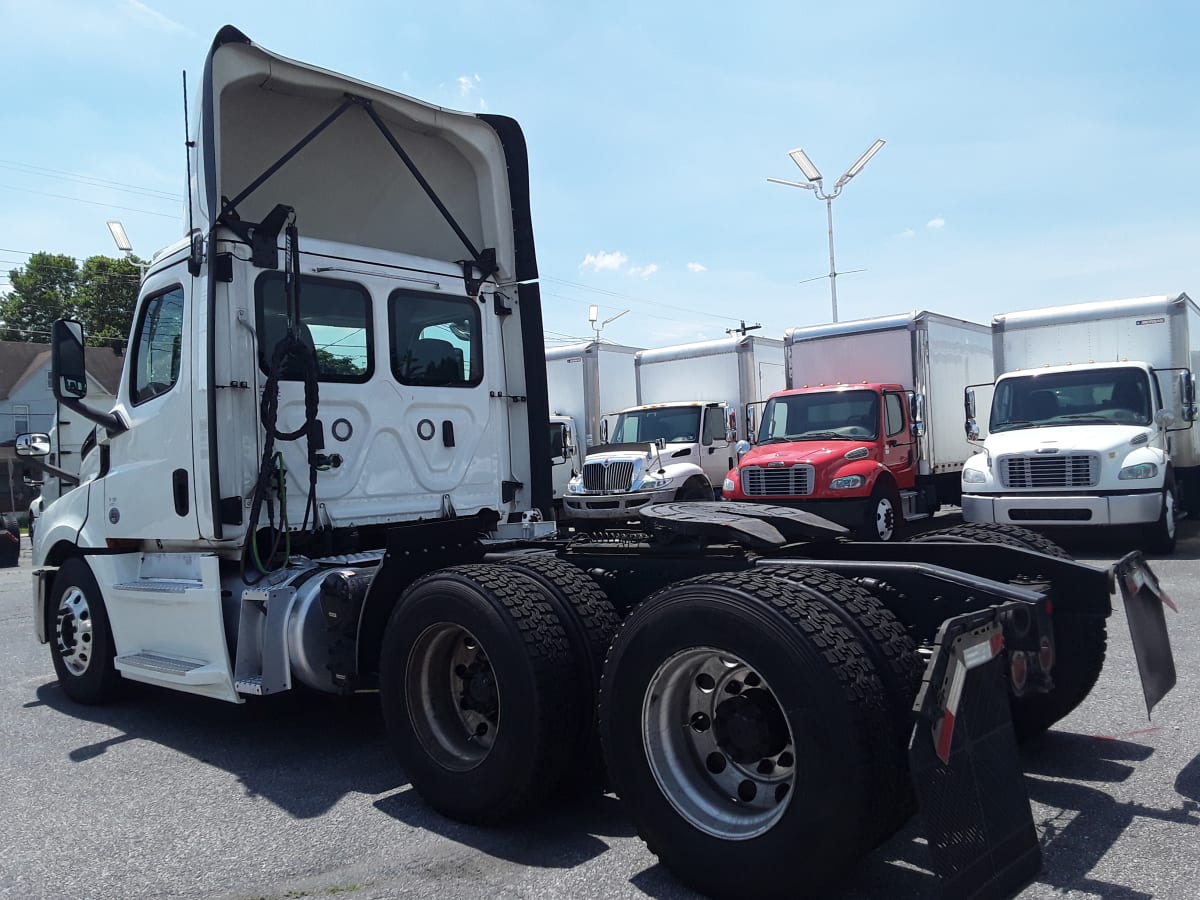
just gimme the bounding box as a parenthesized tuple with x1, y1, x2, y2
(612, 407, 702, 444)
(757, 390, 880, 443)
(991, 368, 1154, 432)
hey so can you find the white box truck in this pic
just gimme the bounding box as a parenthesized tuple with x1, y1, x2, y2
(544, 341, 641, 512)
(722, 312, 993, 540)
(962, 293, 1199, 552)
(561, 335, 784, 523)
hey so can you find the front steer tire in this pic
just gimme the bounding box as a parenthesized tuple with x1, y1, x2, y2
(47, 556, 122, 704)
(599, 570, 890, 899)
(379, 564, 578, 824)
(910, 523, 1107, 741)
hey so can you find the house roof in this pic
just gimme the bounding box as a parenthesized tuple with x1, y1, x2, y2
(0, 340, 126, 399)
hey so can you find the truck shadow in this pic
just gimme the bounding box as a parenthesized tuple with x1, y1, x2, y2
(32, 679, 403, 818)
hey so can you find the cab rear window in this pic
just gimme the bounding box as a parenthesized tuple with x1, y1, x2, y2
(255, 273, 373, 383)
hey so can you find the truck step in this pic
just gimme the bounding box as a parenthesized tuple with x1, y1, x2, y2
(114, 652, 226, 685)
(112, 579, 202, 594)
(234, 676, 265, 695)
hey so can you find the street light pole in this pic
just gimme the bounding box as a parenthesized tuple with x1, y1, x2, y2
(769, 138, 885, 323)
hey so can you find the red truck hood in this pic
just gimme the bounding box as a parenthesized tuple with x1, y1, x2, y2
(739, 441, 876, 469)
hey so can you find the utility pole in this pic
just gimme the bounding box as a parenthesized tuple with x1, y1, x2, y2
(726, 320, 762, 336)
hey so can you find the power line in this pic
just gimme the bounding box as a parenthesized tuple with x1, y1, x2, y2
(0, 183, 180, 219)
(0, 160, 183, 202)
(542, 274, 743, 324)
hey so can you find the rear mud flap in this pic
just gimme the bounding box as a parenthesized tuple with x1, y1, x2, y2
(909, 606, 1041, 900)
(1111, 551, 1177, 717)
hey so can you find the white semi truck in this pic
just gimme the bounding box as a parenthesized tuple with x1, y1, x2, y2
(544, 340, 640, 514)
(561, 334, 784, 523)
(723, 312, 993, 540)
(962, 294, 1199, 553)
(16, 28, 1178, 900)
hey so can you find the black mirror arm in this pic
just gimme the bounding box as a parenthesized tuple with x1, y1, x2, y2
(58, 396, 128, 437)
(21, 456, 81, 486)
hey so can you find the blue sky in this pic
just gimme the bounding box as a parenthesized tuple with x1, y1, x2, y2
(1, 1, 1197, 349)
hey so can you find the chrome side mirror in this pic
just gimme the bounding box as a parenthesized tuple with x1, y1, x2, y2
(15, 432, 51, 457)
(735, 439, 751, 461)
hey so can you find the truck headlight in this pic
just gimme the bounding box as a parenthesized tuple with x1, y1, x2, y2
(1118, 462, 1158, 480)
(567, 476, 587, 494)
(962, 468, 988, 484)
(830, 475, 864, 490)
(641, 473, 674, 490)
(722, 477, 736, 492)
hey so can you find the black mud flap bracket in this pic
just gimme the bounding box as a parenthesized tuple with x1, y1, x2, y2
(909, 604, 1041, 900)
(1111, 550, 1177, 716)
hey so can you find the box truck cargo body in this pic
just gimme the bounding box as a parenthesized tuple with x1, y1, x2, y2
(723, 312, 993, 540)
(561, 335, 784, 523)
(962, 293, 1199, 552)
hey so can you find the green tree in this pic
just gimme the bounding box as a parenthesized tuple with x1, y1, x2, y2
(315, 349, 361, 376)
(77, 255, 142, 345)
(0, 252, 78, 342)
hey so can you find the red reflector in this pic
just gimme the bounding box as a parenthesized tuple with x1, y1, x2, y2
(936, 709, 956, 763)
(1044, 598, 1053, 615)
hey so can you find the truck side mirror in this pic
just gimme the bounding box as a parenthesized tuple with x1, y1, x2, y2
(735, 439, 751, 461)
(1156, 409, 1177, 430)
(1180, 371, 1197, 422)
(51, 319, 88, 399)
(15, 432, 51, 457)
(966, 420, 981, 442)
(725, 427, 737, 443)
(964, 387, 976, 421)
(600, 419, 609, 443)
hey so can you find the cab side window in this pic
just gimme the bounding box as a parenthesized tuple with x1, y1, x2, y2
(390, 291, 481, 387)
(702, 407, 727, 445)
(884, 393, 906, 438)
(131, 286, 185, 405)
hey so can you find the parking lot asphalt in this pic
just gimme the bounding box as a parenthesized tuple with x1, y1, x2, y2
(1, 520, 1197, 900)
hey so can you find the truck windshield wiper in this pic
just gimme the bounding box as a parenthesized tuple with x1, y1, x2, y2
(795, 431, 848, 440)
(1059, 414, 1116, 422)
(757, 437, 790, 445)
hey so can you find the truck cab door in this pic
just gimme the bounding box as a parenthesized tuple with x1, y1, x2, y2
(882, 390, 916, 487)
(701, 403, 733, 484)
(98, 272, 199, 542)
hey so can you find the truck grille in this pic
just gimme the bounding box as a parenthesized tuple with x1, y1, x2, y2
(582, 460, 635, 492)
(999, 454, 1099, 489)
(741, 465, 815, 497)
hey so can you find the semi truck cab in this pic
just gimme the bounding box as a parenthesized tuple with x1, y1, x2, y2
(961, 361, 1195, 551)
(722, 383, 923, 540)
(562, 401, 731, 522)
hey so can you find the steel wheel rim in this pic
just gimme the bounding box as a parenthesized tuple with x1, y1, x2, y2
(875, 496, 895, 540)
(55, 587, 94, 677)
(406, 623, 498, 771)
(643, 647, 796, 840)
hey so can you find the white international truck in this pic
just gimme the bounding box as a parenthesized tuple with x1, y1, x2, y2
(543, 340, 640, 513)
(722, 312, 993, 540)
(961, 294, 1199, 553)
(561, 334, 784, 523)
(14, 27, 1178, 900)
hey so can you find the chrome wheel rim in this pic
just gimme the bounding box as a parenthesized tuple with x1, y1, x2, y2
(643, 647, 796, 840)
(875, 496, 895, 541)
(406, 623, 498, 771)
(55, 587, 94, 677)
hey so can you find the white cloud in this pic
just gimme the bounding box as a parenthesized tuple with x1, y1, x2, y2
(579, 250, 628, 272)
(687, 262, 708, 273)
(898, 227, 916, 239)
(628, 263, 660, 278)
(478, 99, 488, 112)
(926, 217, 946, 230)
(124, 0, 186, 32)
(457, 74, 481, 96)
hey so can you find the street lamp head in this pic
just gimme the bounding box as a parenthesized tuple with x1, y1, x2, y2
(787, 148, 823, 183)
(588, 304, 599, 324)
(767, 177, 816, 190)
(835, 139, 885, 188)
(106, 220, 133, 254)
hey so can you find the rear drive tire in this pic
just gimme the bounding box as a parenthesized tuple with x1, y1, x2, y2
(47, 556, 122, 704)
(502, 554, 619, 790)
(910, 523, 1107, 740)
(379, 564, 578, 823)
(599, 570, 890, 898)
